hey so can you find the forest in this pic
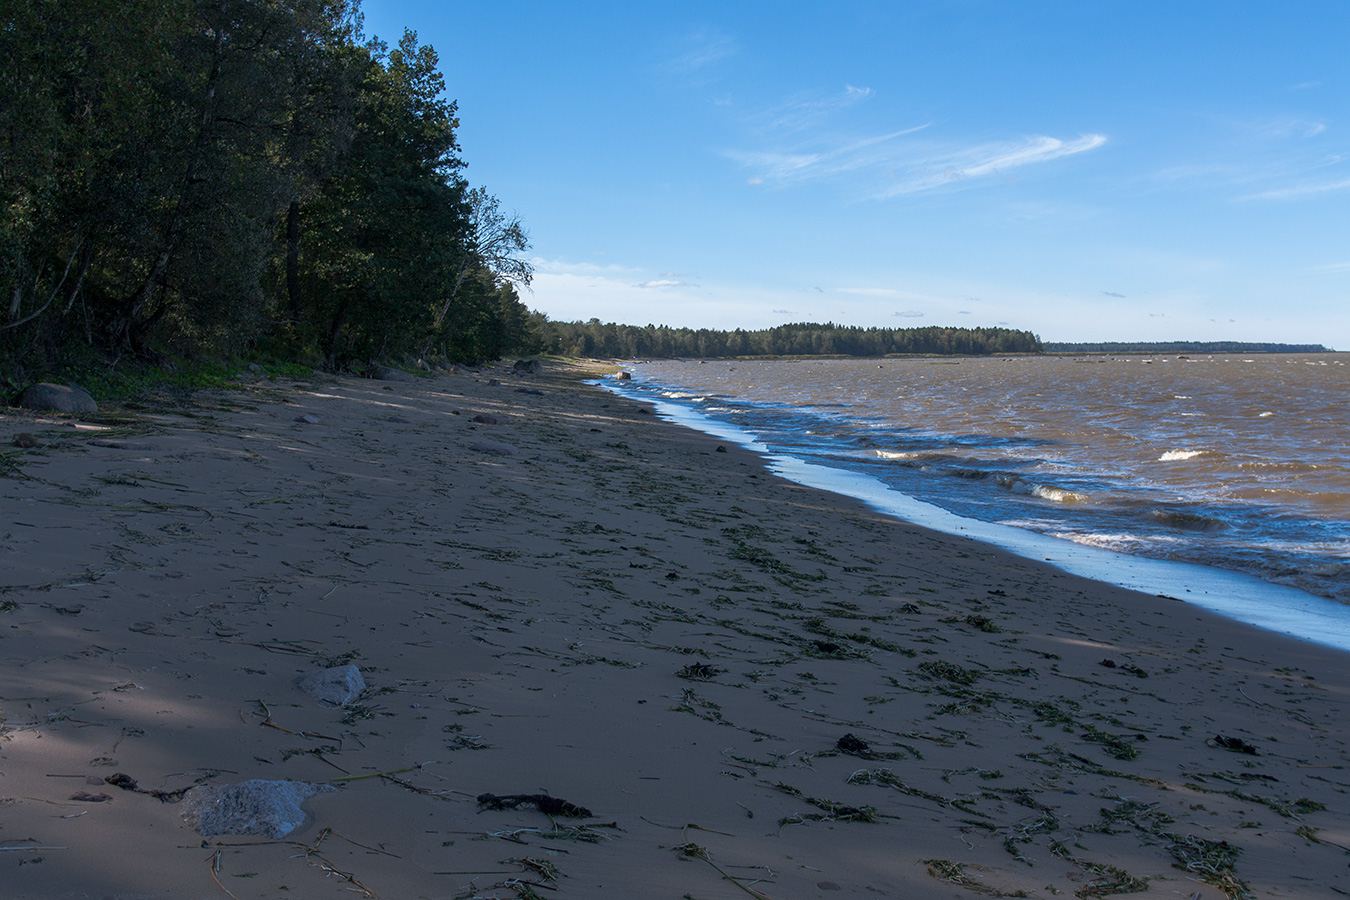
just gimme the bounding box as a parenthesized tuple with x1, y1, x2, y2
(1, 0, 540, 380)
(534, 319, 1043, 359)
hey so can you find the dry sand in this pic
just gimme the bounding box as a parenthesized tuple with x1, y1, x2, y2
(1, 360, 1347, 900)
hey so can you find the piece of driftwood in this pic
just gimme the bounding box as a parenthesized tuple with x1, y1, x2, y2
(477, 792, 592, 818)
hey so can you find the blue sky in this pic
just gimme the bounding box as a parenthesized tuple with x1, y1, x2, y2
(361, 1, 1349, 347)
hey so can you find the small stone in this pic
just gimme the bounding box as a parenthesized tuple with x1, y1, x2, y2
(294, 414, 320, 424)
(295, 664, 366, 706)
(181, 780, 335, 838)
(469, 440, 519, 457)
(471, 414, 501, 425)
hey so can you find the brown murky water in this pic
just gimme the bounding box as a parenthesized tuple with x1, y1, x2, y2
(623, 353, 1350, 603)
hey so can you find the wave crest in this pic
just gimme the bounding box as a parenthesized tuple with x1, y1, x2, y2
(1159, 449, 1205, 461)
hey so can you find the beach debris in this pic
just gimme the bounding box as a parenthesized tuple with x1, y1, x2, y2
(68, 791, 112, 802)
(515, 387, 544, 396)
(12, 432, 39, 448)
(676, 662, 724, 681)
(836, 733, 871, 756)
(1166, 833, 1249, 899)
(18, 382, 98, 413)
(673, 840, 773, 900)
(181, 779, 336, 838)
(477, 792, 593, 819)
(294, 413, 320, 424)
(128, 621, 174, 636)
(1099, 658, 1149, 677)
(469, 439, 520, 456)
(104, 772, 194, 803)
(1209, 734, 1259, 755)
(471, 414, 502, 424)
(296, 664, 366, 706)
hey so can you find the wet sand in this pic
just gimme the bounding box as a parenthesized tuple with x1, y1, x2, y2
(1, 360, 1347, 899)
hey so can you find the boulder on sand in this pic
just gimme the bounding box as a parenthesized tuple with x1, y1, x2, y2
(512, 359, 542, 376)
(18, 383, 98, 414)
(370, 365, 415, 383)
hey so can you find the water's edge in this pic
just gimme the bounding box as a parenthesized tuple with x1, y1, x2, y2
(596, 379, 1350, 654)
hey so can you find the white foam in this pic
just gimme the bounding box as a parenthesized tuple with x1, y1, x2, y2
(1160, 449, 1205, 461)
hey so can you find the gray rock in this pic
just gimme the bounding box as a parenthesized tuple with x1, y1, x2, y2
(470, 414, 501, 425)
(295, 664, 366, 706)
(469, 440, 519, 457)
(181, 780, 336, 838)
(18, 383, 98, 414)
(294, 414, 320, 424)
(373, 365, 415, 383)
(512, 358, 542, 375)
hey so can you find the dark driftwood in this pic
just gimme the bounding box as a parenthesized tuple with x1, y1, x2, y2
(476, 792, 592, 818)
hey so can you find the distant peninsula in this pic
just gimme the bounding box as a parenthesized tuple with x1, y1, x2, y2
(536, 319, 1042, 357)
(1044, 341, 1332, 354)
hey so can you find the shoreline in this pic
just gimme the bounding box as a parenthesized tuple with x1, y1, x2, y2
(2, 361, 1347, 899)
(606, 381, 1350, 654)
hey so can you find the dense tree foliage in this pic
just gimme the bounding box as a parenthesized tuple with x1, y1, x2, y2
(536, 319, 1042, 358)
(1, 0, 537, 376)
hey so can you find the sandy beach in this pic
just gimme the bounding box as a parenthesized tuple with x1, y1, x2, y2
(2, 360, 1347, 900)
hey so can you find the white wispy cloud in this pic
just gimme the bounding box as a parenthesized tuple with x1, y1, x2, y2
(1311, 261, 1350, 273)
(1245, 176, 1350, 201)
(637, 279, 689, 288)
(1262, 117, 1327, 139)
(873, 134, 1107, 197)
(759, 85, 876, 133)
(730, 128, 1106, 198)
(728, 125, 932, 184)
(666, 29, 736, 75)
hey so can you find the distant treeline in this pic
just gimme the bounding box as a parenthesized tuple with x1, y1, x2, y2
(1045, 341, 1332, 354)
(536, 319, 1043, 358)
(2, 1, 541, 379)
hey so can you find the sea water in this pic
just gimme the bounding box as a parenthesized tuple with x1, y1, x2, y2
(603, 353, 1350, 649)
